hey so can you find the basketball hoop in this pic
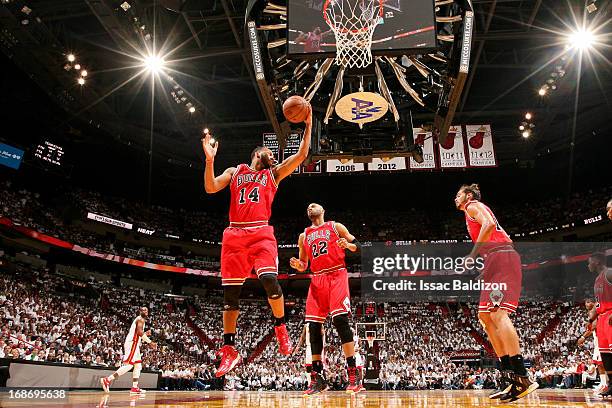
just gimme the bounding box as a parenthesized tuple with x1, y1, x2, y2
(323, 0, 383, 68)
(365, 330, 376, 348)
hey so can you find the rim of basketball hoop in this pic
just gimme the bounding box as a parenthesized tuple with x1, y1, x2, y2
(322, 0, 384, 35)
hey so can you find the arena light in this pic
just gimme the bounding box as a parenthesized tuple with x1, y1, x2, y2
(143, 54, 164, 74)
(525, 112, 533, 120)
(568, 29, 595, 50)
(77, 77, 85, 86)
(203, 128, 209, 134)
(74, 64, 81, 70)
(67, 53, 75, 62)
(80, 70, 88, 77)
(522, 130, 530, 138)
(188, 106, 195, 113)
(519, 125, 525, 131)
(538, 88, 547, 96)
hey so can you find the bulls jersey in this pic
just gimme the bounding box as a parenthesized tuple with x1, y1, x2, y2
(594, 270, 612, 314)
(304, 32, 322, 52)
(229, 164, 278, 227)
(125, 316, 145, 345)
(464, 200, 512, 246)
(304, 221, 346, 274)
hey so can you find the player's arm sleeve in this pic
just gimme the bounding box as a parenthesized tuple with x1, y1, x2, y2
(205, 166, 236, 193)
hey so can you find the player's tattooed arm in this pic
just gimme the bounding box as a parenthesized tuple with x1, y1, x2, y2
(335, 222, 358, 252)
(290, 233, 309, 272)
(465, 202, 496, 257)
(272, 109, 313, 184)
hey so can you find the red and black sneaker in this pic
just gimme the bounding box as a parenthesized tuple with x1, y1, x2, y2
(215, 345, 241, 378)
(129, 387, 145, 394)
(274, 324, 292, 355)
(346, 366, 364, 394)
(304, 371, 327, 396)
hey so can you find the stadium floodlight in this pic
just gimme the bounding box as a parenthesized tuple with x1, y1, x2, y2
(525, 112, 533, 120)
(188, 106, 196, 113)
(538, 88, 547, 96)
(568, 29, 595, 50)
(144, 54, 164, 74)
(203, 128, 209, 134)
(77, 77, 85, 85)
(522, 130, 530, 138)
(67, 53, 75, 62)
(81, 70, 88, 77)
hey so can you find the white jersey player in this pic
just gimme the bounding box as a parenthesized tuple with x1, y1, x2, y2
(101, 307, 157, 394)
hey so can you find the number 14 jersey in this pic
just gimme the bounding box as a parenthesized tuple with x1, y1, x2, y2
(229, 164, 278, 227)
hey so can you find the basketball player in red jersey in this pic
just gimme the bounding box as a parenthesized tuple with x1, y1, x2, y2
(295, 27, 331, 53)
(289, 203, 362, 395)
(607, 199, 612, 221)
(455, 184, 538, 402)
(202, 113, 312, 378)
(587, 252, 612, 398)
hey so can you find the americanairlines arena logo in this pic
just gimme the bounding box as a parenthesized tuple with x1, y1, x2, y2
(335, 91, 389, 125)
(351, 98, 383, 120)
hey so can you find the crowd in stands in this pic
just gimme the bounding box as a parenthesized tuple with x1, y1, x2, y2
(1, 179, 610, 274)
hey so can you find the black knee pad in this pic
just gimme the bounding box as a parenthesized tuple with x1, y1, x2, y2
(259, 273, 282, 299)
(332, 314, 354, 345)
(223, 285, 241, 311)
(602, 353, 612, 373)
(308, 322, 323, 356)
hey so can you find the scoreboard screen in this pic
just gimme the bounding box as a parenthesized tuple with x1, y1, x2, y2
(34, 141, 64, 166)
(364, 302, 377, 316)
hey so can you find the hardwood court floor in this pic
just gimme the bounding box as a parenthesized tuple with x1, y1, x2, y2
(0, 389, 610, 407)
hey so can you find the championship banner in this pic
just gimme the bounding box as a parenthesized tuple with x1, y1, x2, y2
(283, 132, 301, 174)
(326, 159, 365, 173)
(409, 129, 436, 170)
(367, 157, 406, 171)
(87, 212, 133, 230)
(438, 126, 467, 168)
(302, 160, 322, 173)
(262, 133, 280, 161)
(465, 124, 497, 167)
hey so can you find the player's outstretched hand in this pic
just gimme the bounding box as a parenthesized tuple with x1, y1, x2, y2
(290, 257, 306, 272)
(337, 238, 349, 249)
(150, 342, 158, 350)
(577, 336, 585, 346)
(202, 133, 218, 160)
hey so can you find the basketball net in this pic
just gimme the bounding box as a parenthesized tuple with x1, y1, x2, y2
(323, 0, 382, 68)
(366, 334, 375, 349)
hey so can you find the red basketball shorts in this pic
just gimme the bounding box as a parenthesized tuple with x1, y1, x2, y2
(221, 225, 278, 286)
(478, 248, 522, 314)
(596, 310, 612, 354)
(305, 268, 351, 323)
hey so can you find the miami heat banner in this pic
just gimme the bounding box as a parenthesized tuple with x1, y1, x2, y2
(409, 128, 436, 170)
(438, 126, 467, 168)
(465, 124, 497, 167)
(326, 159, 365, 173)
(367, 157, 407, 171)
(87, 212, 133, 230)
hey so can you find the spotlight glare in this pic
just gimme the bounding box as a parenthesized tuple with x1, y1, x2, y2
(519, 125, 525, 131)
(67, 54, 75, 62)
(522, 130, 530, 138)
(74, 64, 81, 70)
(538, 88, 546, 96)
(77, 77, 85, 85)
(188, 106, 196, 113)
(210, 138, 216, 146)
(568, 29, 595, 50)
(144, 54, 165, 73)
(81, 70, 88, 77)
(525, 112, 532, 120)
(203, 128, 209, 134)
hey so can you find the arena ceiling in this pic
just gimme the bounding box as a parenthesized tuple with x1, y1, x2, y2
(0, 0, 610, 170)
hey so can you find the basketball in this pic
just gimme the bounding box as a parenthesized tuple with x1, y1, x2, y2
(283, 95, 311, 123)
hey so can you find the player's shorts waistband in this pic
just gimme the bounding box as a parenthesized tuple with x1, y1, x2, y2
(311, 265, 347, 276)
(228, 221, 269, 228)
(483, 244, 515, 256)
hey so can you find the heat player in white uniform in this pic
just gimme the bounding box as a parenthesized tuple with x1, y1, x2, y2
(354, 335, 364, 382)
(100, 307, 157, 394)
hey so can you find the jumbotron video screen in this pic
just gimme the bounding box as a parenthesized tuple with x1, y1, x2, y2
(287, 0, 437, 55)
